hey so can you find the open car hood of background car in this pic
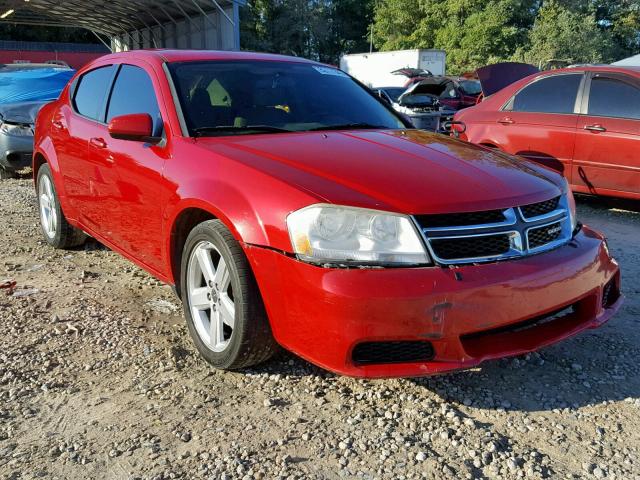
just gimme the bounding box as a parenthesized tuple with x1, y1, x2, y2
(476, 62, 539, 97)
(0, 101, 47, 125)
(391, 68, 433, 78)
(397, 79, 445, 104)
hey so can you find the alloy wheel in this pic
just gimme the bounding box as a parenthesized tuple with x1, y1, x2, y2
(39, 175, 58, 239)
(186, 241, 236, 352)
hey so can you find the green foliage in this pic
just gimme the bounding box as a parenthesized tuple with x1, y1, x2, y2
(241, 0, 374, 64)
(522, 1, 617, 66)
(373, 0, 640, 73)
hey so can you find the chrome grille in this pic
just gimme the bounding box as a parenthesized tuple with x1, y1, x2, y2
(415, 209, 505, 228)
(414, 195, 572, 265)
(520, 196, 560, 219)
(527, 221, 563, 249)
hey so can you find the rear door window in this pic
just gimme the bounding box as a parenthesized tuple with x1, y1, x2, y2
(509, 74, 582, 114)
(588, 75, 640, 120)
(73, 65, 116, 121)
(106, 65, 163, 135)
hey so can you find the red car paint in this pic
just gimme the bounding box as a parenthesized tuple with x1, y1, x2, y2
(454, 66, 640, 200)
(34, 50, 622, 378)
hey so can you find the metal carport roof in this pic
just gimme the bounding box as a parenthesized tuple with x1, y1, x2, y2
(0, 0, 245, 51)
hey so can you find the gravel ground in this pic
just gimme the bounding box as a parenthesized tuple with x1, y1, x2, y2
(0, 177, 639, 480)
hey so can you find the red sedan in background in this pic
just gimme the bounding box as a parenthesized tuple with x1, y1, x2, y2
(454, 65, 640, 200)
(33, 50, 621, 378)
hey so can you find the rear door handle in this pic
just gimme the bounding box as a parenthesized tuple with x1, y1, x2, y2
(498, 117, 514, 125)
(90, 137, 107, 149)
(52, 120, 65, 130)
(584, 124, 606, 132)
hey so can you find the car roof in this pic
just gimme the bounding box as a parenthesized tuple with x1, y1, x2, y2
(94, 49, 322, 66)
(542, 65, 640, 75)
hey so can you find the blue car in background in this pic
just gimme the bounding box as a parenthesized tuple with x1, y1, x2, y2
(0, 64, 74, 179)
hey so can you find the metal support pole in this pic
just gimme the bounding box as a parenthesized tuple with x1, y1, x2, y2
(91, 30, 114, 53)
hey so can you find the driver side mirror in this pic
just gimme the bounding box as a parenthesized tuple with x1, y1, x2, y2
(108, 113, 161, 143)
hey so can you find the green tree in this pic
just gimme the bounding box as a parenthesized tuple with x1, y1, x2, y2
(373, 0, 536, 74)
(523, 0, 617, 66)
(240, 0, 374, 64)
(372, 0, 640, 72)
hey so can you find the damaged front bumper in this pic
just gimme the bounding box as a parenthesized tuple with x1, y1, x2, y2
(244, 225, 622, 378)
(0, 130, 34, 172)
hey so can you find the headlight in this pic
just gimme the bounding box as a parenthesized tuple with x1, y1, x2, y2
(563, 179, 578, 232)
(287, 204, 430, 266)
(0, 122, 33, 137)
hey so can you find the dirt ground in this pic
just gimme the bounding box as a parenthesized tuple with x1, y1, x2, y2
(0, 177, 639, 480)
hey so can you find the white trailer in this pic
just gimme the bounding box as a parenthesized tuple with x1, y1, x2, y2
(339, 49, 446, 88)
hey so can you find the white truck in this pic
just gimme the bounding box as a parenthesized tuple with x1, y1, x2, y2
(339, 49, 446, 88)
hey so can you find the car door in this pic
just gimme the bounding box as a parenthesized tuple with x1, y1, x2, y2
(56, 65, 117, 222)
(573, 72, 640, 197)
(494, 73, 584, 178)
(101, 63, 168, 273)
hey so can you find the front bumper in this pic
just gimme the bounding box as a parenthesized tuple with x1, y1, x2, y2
(0, 133, 34, 172)
(245, 226, 622, 378)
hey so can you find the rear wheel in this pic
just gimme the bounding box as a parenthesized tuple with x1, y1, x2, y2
(180, 220, 278, 370)
(37, 164, 87, 249)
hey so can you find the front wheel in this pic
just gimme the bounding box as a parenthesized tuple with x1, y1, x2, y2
(37, 164, 87, 248)
(180, 220, 278, 370)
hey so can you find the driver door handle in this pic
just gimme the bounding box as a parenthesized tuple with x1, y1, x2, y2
(584, 124, 606, 133)
(52, 120, 65, 130)
(498, 117, 514, 125)
(90, 137, 107, 149)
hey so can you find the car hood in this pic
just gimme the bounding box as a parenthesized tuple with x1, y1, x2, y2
(476, 62, 539, 97)
(0, 101, 48, 125)
(197, 129, 563, 214)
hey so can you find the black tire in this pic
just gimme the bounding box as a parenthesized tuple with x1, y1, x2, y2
(36, 164, 87, 249)
(0, 167, 16, 180)
(180, 219, 278, 370)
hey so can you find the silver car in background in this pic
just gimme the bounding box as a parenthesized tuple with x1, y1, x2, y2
(0, 64, 74, 179)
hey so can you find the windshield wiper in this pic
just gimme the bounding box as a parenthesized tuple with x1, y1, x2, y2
(306, 123, 391, 132)
(193, 125, 292, 137)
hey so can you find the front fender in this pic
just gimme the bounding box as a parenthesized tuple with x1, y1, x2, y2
(165, 179, 265, 247)
(33, 138, 78, 222)
(163, 165, 321, 271)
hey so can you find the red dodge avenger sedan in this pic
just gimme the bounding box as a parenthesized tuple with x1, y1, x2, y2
(33, 50, 622, 378)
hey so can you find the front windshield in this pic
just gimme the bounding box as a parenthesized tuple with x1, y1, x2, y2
(168, 60, 405, 136)
(459, 80, 482, 95)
